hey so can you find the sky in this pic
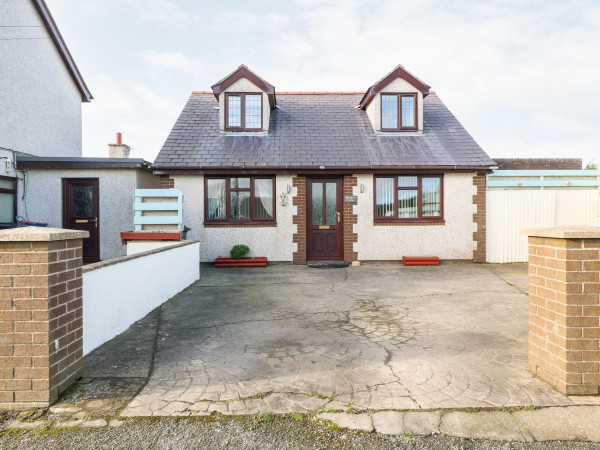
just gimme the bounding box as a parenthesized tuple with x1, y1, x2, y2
(46, 0, 600, 166)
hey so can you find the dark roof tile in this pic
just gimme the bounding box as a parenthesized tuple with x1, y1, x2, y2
(153, 93, 495, 169)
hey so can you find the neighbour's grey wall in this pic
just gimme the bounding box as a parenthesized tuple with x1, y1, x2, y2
(172, 175, 295, 262)
(0, 0, 83, 157)
(19, 169, 160, 260)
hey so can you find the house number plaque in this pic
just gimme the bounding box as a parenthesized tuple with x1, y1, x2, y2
(344, 196, 358, 203)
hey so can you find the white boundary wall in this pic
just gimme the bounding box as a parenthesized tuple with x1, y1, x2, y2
(487, 190, 599, 263)
(82, 241, 200, 354)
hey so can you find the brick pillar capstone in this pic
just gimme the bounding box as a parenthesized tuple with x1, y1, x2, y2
(525, 226, 600, 395)
(0, 226, 88, 409)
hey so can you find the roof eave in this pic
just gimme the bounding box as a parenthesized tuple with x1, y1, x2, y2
(210, 64, 276, 109)
(359, 65, 431, 110)
(31, 0, 92, 102)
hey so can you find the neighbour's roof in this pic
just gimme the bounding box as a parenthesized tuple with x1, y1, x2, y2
(16, 156, 151, 170)
(31, 0, 92, 102)
(153, 92, 496, 171)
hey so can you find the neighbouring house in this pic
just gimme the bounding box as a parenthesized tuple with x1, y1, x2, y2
(0, 0, 158, 261)
(153, 64, 496, 263)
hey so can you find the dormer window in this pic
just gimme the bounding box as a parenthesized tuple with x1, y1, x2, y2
(381, 93, 417, 131)
(225, 93, 262, 131)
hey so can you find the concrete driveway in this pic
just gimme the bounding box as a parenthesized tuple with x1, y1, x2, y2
(120, 263, 598, 416)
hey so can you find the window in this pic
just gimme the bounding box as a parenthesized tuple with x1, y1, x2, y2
(0, 176, 17, 224)
(380, 93, 417, 131)
(205, 176, 275, 223)
(374, 175, 442, 222)
(225, 93, 263, 130)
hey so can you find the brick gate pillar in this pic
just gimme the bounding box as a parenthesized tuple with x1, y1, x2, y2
(525, 226, 600, 395)
(0, 227, 88, 409)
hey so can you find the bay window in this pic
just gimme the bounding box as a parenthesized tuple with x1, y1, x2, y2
(375, 175, 442, 222)
(225, 93, 263, 131)
(205, 176, 275, 223)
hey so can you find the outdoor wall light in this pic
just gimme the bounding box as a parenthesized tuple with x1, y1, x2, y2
(280, 192, 288, 206)
(287, 185, 292, 194)
(360, 183, 366, 193)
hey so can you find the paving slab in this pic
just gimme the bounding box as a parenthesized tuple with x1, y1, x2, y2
(513, 406, 600, 442)
(317, 412, 374, 432)
(440, 411, 533, 442)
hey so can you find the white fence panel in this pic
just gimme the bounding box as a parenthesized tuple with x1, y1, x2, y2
(487, 189, 598, 263)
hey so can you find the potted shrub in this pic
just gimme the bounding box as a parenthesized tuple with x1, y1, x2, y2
(214, 245, 267, 267)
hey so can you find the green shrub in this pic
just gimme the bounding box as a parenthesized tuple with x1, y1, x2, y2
(230, 244, 250, 259)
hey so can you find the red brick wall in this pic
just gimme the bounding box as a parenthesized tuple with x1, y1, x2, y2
(528, 236, 600, 395)
(159, 176, 174, 189)
(343, 176, 358, 263)
(473, 172, 486, 263)
(0, 237, 83, 408)
(292, 177, 307, 265)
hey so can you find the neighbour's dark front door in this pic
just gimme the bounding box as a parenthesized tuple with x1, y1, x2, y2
(307, 178, 343, 261)
(62, 178, 100, 262)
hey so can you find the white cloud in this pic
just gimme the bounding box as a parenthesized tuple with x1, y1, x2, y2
(139, 51, 207, 76)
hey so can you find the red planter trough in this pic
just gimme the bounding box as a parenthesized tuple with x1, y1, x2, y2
(402, 256, 439, 266)
(214, 257, 267, 268)
(120, 231, 182, 245)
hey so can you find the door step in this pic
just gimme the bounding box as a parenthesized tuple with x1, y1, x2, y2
(307, 261, 349, 269)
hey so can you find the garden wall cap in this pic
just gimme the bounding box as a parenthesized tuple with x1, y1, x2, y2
(521, 226, 600, 239)
(0, 226, 89, 241)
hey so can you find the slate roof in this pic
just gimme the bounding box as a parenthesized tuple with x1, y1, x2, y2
(153, 92, 496, 170)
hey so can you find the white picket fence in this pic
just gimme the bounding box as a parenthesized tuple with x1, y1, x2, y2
(486, 170, 600, 263)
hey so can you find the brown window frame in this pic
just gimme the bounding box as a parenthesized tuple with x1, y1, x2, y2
(224, 92, 263, 131)
(0, 175, 17, 224)
(204, 176, 276, 225)
(373, 174, 444, 223)
(380, 93, 418, 131)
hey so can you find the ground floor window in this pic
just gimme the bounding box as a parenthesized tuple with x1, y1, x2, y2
(0, 176, 17, 224)
(374, 175, 443, 222)
(205, 176, 275, 223)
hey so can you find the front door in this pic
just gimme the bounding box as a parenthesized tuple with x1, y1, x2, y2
(62, 178, 100, 262)
(307, 178, 343, 261)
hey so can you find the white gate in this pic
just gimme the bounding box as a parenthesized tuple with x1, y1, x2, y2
(486, 171, 600, 263)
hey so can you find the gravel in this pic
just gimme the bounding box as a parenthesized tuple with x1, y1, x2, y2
(1, 414, 600, 449)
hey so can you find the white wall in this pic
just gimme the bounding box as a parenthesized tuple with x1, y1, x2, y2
(487, 189, 599, 263)
(355, 173, 476, 260)
(19, 169, 160, 259)
(172, 175, 295, 262)
(82, 241, 200, 354)
(0, 0, 83, 157)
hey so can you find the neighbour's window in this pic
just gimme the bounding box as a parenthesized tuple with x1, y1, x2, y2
(225, 93, 263, 130)
(380, 93, 417, 130)
(0, 176, 17, 224)
(374, 175, 442, 221)
(205, 176, 275, 222)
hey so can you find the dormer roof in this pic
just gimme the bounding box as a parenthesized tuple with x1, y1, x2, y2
(359, 64, 429, 109)
(31, 0, 92, 102)
(211, 64, 276, 109)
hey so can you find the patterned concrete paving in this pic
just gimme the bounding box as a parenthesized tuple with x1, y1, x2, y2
(121, 263, 600, 417)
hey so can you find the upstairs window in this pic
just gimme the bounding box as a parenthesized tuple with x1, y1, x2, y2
(380, 93, 417, 131)
(375, 175, 442, 222)
(225, 93, 263, 131)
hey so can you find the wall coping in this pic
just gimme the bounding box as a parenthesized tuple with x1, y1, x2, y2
(83, 240, 199, 273)
(522, 225, 600, 239)
(0, 226, 89, 242)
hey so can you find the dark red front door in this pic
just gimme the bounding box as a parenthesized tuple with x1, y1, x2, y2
(62, 178, 100, 262)
(307, 179, 343, 261)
